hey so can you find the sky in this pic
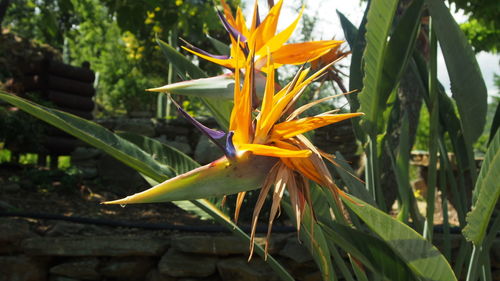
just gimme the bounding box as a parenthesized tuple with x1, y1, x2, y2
(246, 0, 499, 99)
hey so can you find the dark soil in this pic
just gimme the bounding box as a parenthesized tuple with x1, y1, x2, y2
(0, 162, 215, 233)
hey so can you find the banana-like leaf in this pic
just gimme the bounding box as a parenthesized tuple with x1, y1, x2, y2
(343, 195, 457, 281)
(332, 152, 376, 206)
(282, 201, 337, 281)
(319, 221, 418, 281)
(156, 37, 206, 81)
(489, 102, 500, 145)
(380, 0, 423, 100)
(337, 10, 365, 143)
(156, 38, 232, 129)
(104, 155, 277, 203)
(463, 131, 500, 245)
(357, 0, 399, 135)
(118, 132, 200, 174)
(0, 91, 294, 281)
(426, 0, 487, 145)
(206, 34, 230, 55)
(0, 92, 174, 181)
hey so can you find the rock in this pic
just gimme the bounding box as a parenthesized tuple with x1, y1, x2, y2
(44, 222, 86, 237)
(0, 256, 47, 281)
(97, 154, 148, 191)
(171, 235, 285, 256)
(50, 258, 100, 280)
(95, 118, 115, 130)
(78, 167, 98, 179)
(156, 123, 190, 136)
(217, 257, 279, 281)
(158, 248, 217, 277)
(49, 276, 80, 281)
(115, 118, 155, 137)
(163, 140, 192, 155)
(3, 182, 21, 192)
(70, 147, 100, 162)
(146, 269, 176, 281)
(0, 200, 16, 211)
(279, 237, 312, 263)
(100, 257, 155, 280)
(194, 136, 223, 164)
(22, 236, 169, 256)
(493, 270, 500, 281)
(172, 235, 248, 256)
(0, 218, 33, 254)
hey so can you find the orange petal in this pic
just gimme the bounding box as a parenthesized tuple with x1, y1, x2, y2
(255, 4, 303, 58)
(258, 40, 344, 71)
(250, 0, 284, 52)
(238, 143, 311, 158)
(271, 113, 364, 140)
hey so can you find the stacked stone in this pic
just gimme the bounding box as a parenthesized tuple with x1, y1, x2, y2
(313, 119, 359, 167)
(7, 58, 96, 157)
(0, 218, 325, 281)
(2, 217, 498, 281)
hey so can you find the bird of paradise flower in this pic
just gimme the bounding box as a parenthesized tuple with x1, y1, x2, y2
(181, 0, 342, 73)
(104, 46, 363, 257)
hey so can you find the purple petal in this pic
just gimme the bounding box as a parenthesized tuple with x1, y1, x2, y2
(225, 131, 237, 158)
(254, 6, 261, 29)
(169, 97, 228, 156)
(182, 39, 230, 60)
(217, 10, 247, 43)
(173, 101, 226, 139)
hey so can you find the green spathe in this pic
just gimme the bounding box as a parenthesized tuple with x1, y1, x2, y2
(104, 154, 277, 204)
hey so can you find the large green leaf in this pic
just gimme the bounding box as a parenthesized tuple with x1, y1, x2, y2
(282, 201, 337, 281)
(380, 0, 424, 99)
(337, 10, 365, 143)
(343, 195, 457, 281)
(0, 91, 294, 281)
(357, 0, 399, 134)
(156, 37, 206, 80)
(489, 102, 500, 145)
(320, 221, 418, 281)
(426, 0, 488, 145)
(0, 92, 174, 181)
(118, 132, 200, 174)
(463, 131, 500, 245)
(332, 152, 376, 206)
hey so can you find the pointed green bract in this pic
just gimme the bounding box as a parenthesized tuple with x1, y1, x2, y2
(104, 155, 277, 203)
(147, 72, 267, 100)
(148, 74, 237, 100)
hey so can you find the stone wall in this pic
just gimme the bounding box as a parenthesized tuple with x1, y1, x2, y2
(70, 117, 359, 191)
(1, 217, 499, 281)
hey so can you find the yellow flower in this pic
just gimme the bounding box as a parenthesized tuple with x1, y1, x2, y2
(182, 0, 343, 72)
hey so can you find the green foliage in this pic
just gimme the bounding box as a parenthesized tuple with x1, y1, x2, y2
(463, 130, 500, 245)
(0, 90, 294, 281)
(448, 0, 499, 52)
